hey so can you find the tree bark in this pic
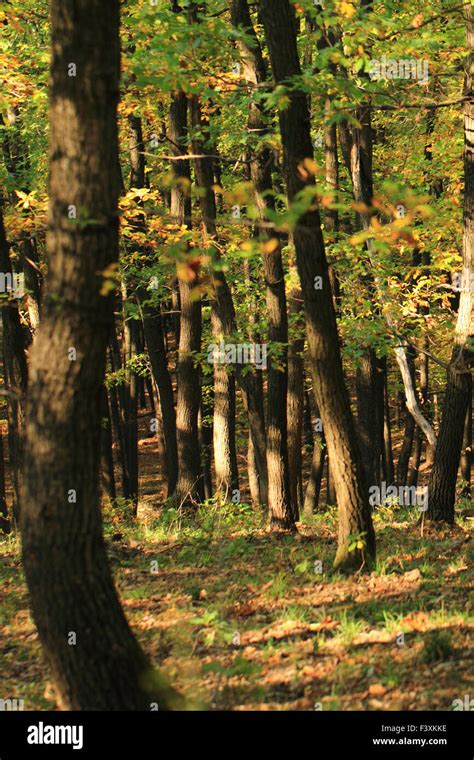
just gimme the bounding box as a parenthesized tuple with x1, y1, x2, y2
(428, 2, 474, 522)
(169, 86, 203, 504)
(20, 0, 182, 710)
(259, 0, 375, 569)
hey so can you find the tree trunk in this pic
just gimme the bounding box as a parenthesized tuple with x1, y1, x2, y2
(231, 0, 294, 528)
(287, 286, 304, 518)
(189, 93, 238, 500)
(127, 111, 179, 497)
(428, 2, 474, 522)
(382, 359, 395, 485)
(259, 0, 375, 569)
(122, 299, 139, 510)
(0, 206, 28, 522)
(0, 424, 10, 534)
(100, 386, 116, 502)
(303, 404, 326, 517)
(169, 85, 203, 504)
(460, 374, 472, 497)
(20, 0, 182, 710)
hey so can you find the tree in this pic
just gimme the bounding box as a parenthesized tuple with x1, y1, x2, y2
(258, 0, 375, 569)
(428, 1, 474, 522)
(231, 0, 294, 529)
(20, 0, 182, 710)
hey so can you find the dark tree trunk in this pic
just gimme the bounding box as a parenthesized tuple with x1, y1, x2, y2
(461, 374, 472, 496)
(189, 93, 238, 500)
(127, 112, 178, 497)
(259, 0, 375, 569)
(122, 301, 139, 510)
(356, 350, 381, 490)
(20, 0, 182, 710)
(169, 84, 203, 504)
(0, 424, 10, 534)
(303, 403, 326, 517)
(199, 389, 213, 501)
(382, 359, 395, 485)
(326, 461, 337, 507)
(108, 337, 131, 499)
(0, 206, 28, 522)
(324, 99, 339, 233)
(428, 4, 474, 522)
(100, 386, 116, 502)
(231, 0, 294, 528)
(287, 286, 304, 518)
(141, 308, 178, 496)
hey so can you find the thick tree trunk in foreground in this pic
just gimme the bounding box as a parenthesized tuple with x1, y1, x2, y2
(20, 0, 182, 709)
(259, 0, 375, 569)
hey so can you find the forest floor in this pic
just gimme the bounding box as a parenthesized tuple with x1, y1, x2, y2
(0, 425, 473, 711)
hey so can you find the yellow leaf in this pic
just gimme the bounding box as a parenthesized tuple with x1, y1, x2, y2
(261, 238, 279, 253)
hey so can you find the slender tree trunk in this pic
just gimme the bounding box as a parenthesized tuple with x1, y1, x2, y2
(20, 0, 182, 709)
(169, 84, 203, 504)
(287, 285, 304, 518)
(231, 0, 293, 528)
(189, 93, 238, 500)
(100, 386, 116, 502)
(199, 390, 213, 501)
(356, 350, 380, 490)
(324, 98, 339, 233)
(0, 424, 10, 534)
(122, 301, 139, 510)
(259, 0, 375, 569)
(108, 338, 131, 499)
(0, 206, 28, 521)
(303, 405, 326, 516)
(382, 359, 395, 485)
(460, 374, 472, 496)
(127, 112, 179, 497)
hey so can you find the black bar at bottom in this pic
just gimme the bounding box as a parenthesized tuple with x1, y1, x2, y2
(0, 710, 472, 757)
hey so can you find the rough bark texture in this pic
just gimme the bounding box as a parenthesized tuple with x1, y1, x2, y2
(20, 0, 182, 710)
(259, 0, 375, 569)
(428, 2, 474, 522)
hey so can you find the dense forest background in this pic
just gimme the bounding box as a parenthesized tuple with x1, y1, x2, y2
(0, 0, 472, 712)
